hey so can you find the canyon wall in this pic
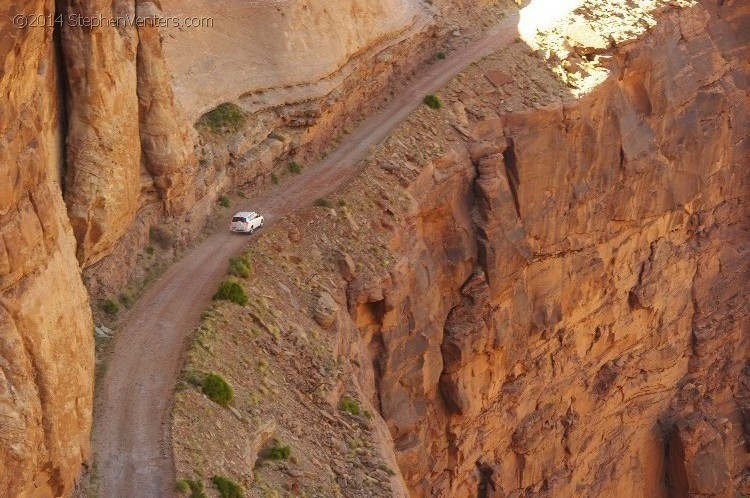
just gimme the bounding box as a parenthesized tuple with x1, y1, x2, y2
(158, 0, 425, 121)
(352, 1, 748, 495)
(0, 1, 94, 496)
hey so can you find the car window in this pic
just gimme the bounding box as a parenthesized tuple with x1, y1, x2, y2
(232, 217, 246, 222)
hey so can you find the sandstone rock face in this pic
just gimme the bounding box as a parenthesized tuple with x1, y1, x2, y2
(58, 0, 142, 266)
(344, 2, 748, 496)
(158, 0, 425, 121)
(667, 415, 732, 497)
(135, 0, 196, 214)
(314, 291, 340, 329)
(0, 1, 94, 496)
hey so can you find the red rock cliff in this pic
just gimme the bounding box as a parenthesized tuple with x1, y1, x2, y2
(0, 1, 94, 496)
(344, 1, 748, 495)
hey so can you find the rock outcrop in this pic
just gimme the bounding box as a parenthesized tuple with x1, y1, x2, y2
(667, 414, 733, 497)
(354, 1, 748, 495)
(0, 1, 94, 496)
(135, 0, 196, 213)
(158, 0, 426, 121)
(58, 0, 142, 266)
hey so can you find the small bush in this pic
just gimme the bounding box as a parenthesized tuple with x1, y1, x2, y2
(175, 480, 190, 493)
(119, 292, 135, 309)
(212, 476, 244, 498)
(199, 103, 246, 135)
(266, 441, 292, 460)
(339, 396, 360, 416)
(100, 299, 119, 316)
(436, 51, 446, 60)
(313, 198, 332, 208)
(202, 373, 234, 406)
(145, 245, 155, 255)
(213, 281, 248, 306)
(288, 161, 302, 174)
(176, 479, 207, 498)
(186, 369, 202, 387)
(268, 132, 284, 142)
(189, 480, 208, 498)
(338, 199, 347, 207)
(228, 258, 251, 278)
(218, 195, 231, 208)
(266, 444, 291, 461)
(423, 94, 442, 110)
(271, 173, 279, 185)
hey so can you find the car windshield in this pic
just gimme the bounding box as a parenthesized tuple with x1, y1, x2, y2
(232, 217, 246, 223)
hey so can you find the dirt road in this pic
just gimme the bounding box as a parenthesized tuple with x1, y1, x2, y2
(92, 6, 568, 495)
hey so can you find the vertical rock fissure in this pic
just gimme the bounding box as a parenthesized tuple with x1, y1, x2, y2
(364, 299, 387, 416)
(502, 140, 521, 219)
(53, 0, 69, 193)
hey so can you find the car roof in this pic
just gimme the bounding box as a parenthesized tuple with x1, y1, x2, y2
(233, 211, 258, 218)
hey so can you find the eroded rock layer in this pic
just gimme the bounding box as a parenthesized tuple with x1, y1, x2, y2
(0, 1, 94, 496)
(158, 0, 426, 121)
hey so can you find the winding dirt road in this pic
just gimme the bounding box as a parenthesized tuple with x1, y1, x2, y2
(93, 4, 579, 495)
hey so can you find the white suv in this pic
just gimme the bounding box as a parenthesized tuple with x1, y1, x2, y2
(230, 211, 264, 234)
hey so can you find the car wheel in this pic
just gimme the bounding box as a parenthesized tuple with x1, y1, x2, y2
(249, 227, 254, 234)
(260, 221, 264, 227)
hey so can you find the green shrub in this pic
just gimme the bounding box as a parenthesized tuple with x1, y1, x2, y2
(213, 281, 248, 306)
(313, 198, 332, 208)
(288, 161, 302, 174)
(339, 396, 360, 416)
(176, 479, 207, 498)
(202, 373, 234, 406)
(119, 292, 135, 309)
(338, 199, 347, 207)
(271, 173, 279, 185)
(189, 480, 207, 498)
(228, 258, 251, 278)
(186, 369, 202, 387)
(423, 94, 442, 110)
(175, 480, 190, 493)
(266, 444, 291, 461)
(268, 132, 284, 142)
(145, 245, 155, 255)
(100, 299, 119, 316)
(436, 51, 446, 60)
(218, 195, 231, 208)
(212, 476, 244, 498)
(198, 103, 246, 134)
